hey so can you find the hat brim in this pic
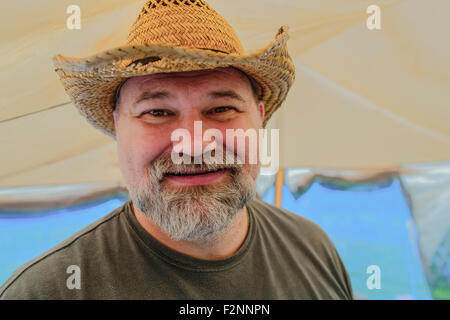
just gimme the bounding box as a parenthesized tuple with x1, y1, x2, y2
(52, 27, 295, 138)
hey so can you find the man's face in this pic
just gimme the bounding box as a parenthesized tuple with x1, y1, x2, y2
(113, 67, 264, 242)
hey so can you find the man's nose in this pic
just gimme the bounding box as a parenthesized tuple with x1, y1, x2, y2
(172, 110, 220, 160)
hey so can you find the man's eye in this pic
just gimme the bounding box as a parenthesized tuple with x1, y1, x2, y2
(143, 109, 172, 117)
(209, 106, 234, 114)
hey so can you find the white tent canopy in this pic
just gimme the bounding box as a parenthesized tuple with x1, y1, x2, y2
(1, 0, 450, 187)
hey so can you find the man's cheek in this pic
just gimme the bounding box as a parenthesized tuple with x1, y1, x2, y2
(243, 163, 260, 181)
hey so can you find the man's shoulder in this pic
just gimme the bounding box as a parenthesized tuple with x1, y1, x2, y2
(248, 198, 342, 264)
(0, 201, 130, 299)
(248, 198, 330, 240)
(248, 198, 353, 299)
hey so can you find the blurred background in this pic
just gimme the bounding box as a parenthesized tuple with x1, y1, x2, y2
(0, 0, 449, 299)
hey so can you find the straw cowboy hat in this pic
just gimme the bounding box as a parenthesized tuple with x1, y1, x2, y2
(52, 0, 296, 138)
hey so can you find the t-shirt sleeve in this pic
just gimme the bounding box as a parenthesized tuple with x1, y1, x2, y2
(326, 238, 354, 300)
(308, 219, 354, 300)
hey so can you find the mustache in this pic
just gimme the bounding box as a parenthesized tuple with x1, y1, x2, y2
(150, 149, 244, 181)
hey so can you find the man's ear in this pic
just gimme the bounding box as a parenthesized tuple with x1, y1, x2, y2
(258, 101, 265, 123)
(113, 109, 120, 128)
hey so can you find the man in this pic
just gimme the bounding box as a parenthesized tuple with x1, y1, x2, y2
(0, 0, 353, 299)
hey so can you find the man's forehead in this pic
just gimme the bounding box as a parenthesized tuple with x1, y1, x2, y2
(127, 67, 247, 87)
(115, 67, 258, 107)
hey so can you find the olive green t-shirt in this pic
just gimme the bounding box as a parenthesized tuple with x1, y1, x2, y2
(0, 198, 353, 299)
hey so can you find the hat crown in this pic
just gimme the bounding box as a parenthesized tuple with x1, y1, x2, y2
(126, 0, 244, 55)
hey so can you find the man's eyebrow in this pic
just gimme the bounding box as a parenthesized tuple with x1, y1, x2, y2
(133, 91, 172, 107)
(208, 90, 246, 103)
(132, 89, 246, 108)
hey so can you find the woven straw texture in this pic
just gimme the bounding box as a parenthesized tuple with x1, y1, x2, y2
(52, 0, 295, 138)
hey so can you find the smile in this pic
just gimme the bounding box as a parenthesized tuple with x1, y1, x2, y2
(164, 168, 230, 186)
(166, 168, 227, 176)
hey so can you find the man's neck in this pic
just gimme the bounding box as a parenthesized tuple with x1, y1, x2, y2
(132, 204, 249, 260)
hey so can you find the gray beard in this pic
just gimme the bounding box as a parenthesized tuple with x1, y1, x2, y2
(128, 159, 256, 243)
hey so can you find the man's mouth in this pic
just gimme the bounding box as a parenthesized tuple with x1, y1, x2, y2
(164, 168, 231, 186)
(165, 168, 228, 176)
